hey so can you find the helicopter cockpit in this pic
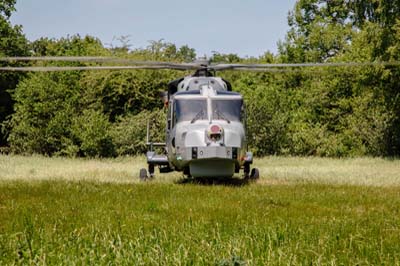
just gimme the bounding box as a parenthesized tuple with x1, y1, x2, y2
(173, 96, 243, 124)
(174, 98, 207, 123)
(211, 98, 243, 123)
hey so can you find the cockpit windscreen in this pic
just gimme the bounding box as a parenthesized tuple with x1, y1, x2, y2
(212, 99, 243, 122)
(175, 99, 208, 123)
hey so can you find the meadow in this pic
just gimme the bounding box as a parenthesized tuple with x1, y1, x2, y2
(1, 155, 400, 265)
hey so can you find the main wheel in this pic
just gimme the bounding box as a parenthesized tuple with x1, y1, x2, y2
(250, 168, 260, 180)
(139, 168, 148, 181)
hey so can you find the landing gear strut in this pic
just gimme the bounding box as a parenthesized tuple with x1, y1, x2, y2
(148, 164, 155, 178)
(244, 163, 250, 179)
(244, 163, 259, 180)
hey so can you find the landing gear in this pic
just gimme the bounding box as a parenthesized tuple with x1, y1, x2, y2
(143, 151, 170, 180)
(183, 167, 191, 178)
(250, 168, 260, 180)
(244, 163, 250, 179)
(139, 168, 148, 181)
(139, 164, 155, 181)
(244, 163, 259, 181)
(148, 164, 155, 178)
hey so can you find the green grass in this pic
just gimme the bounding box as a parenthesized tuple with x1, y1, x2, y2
(1, 155, 400, 265)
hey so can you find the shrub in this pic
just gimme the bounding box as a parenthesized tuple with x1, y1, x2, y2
(110, 109, 167, 156)
(71, 110, 115, 157)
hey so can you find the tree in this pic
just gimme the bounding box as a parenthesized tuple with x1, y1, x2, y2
(211, 52, 241, 63)
(177, 45, 196, 62)
(0, 0, 29, 147)
(144, 39, 196, 61)
(0, 0, 16, 18)
(7, 34, 189, 157)
(275, 0, 400, 156)
(30, 35, 108, 56)
(278, 0, 354, 63)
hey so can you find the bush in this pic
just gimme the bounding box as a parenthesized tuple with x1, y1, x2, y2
(71, 110, 115, 157)
(8, 72, 80, 155)
(110, 109, 167, 156)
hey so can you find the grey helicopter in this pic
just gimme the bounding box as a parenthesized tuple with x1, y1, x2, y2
(1, 56, 395, 180)
(143, 60, 258, 180)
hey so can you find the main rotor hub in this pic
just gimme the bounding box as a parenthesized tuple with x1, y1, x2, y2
(193, 68, 213, 77)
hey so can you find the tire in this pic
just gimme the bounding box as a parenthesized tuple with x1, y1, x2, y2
(139, 168, 148, 180)
(250, 168, 260, 180)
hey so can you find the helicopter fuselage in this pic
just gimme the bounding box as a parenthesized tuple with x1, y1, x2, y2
(145, 74, 254, 179)
(167, 82, 247, 177)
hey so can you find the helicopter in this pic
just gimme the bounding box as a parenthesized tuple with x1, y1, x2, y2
(143, 59, 258, 180)
(1, 56, 395, 180)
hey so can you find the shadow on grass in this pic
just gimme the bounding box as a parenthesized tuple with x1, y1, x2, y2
(175, 176, 252, 187)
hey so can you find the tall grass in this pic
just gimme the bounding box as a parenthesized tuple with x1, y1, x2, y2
(1, 155, 400, 186)
(1, 155, 400, 264)
(259, 156, 400, 187)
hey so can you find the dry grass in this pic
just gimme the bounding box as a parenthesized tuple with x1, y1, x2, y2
(1, 155, 399, 186)
(259, 156, 400, 187)
(0, 155, 180, 184)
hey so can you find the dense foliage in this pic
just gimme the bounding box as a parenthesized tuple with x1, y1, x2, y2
(1, 0, 400, 157)
(0, 0, 28, 146)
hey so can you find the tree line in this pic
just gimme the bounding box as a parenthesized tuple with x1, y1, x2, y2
(1, 0, 400, 157)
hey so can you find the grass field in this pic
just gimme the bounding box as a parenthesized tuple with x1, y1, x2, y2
(1, 155, 400, 265)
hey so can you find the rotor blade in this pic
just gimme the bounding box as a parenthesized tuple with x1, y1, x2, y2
(0, 65, 198, 72)
(0, 56, 115, 62)
(0, 56, 202, 70)
(0, 56, 182, 65)
(0, 66, 321, 73)
(3, 56, 400, 68)
(3, 56, 400, 72)
(211, 61, 400, 71)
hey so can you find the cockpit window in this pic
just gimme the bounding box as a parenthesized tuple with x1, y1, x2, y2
(212, 99, 243, 122)
(175, 99, 208, 123)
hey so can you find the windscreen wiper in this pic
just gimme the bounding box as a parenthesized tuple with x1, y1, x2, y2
(190, 110, 205, 124)
(214, 109, 231, 124)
